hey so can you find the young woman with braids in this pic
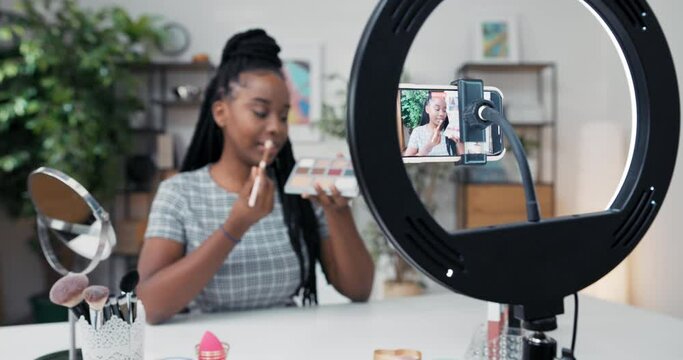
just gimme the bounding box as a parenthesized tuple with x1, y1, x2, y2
(403, 92, 462, 157)
(137, 29, 374, 324)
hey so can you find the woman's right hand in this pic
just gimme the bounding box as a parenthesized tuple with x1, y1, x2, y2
(226, 165, 275, 231)
(418, 128, 441, 155)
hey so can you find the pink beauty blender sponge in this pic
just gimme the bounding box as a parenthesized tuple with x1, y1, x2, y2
(198, 331, 227, 359)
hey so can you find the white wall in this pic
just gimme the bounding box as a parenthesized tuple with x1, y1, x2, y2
(1, 0, 682, 319)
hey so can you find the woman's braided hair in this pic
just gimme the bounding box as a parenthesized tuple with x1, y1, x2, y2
(181, 29, 322, 305)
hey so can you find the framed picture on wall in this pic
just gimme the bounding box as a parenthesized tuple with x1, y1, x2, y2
(474, 17, 520, 63)
(281, 44, 323, 142)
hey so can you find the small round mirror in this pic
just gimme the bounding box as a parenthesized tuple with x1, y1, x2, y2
(27, 167, 116, 275)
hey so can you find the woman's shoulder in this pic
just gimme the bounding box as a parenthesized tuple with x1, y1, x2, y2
(157, 166, 210, 195)
(412, 125, 429, 134)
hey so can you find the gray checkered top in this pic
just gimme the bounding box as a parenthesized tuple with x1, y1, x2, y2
(144, 165, 328, 313)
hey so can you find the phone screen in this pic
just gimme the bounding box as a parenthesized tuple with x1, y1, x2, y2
(398, 84, 504, 163)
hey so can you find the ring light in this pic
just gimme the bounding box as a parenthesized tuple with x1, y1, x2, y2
(348, 0, 679, 320)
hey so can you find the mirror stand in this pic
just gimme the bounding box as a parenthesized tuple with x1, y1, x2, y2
(28, 167, 117, 360)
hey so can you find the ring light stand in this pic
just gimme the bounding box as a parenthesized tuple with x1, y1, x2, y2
(348, 0, 678, 358)
(459, 78, 557, 359)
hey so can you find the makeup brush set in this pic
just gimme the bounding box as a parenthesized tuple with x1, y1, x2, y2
(50, 270, 145, 360)
(50, 270, 141, 329)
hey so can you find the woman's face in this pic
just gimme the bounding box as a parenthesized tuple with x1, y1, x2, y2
(213, 70, 290, 167)
(426, 96, 447, 127)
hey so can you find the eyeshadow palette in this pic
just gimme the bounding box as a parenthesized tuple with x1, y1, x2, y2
(284, 157, 359, 198)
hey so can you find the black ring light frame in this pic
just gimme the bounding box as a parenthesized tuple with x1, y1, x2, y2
(348, 0, 679, 320)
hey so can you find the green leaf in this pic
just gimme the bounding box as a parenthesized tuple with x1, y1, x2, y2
(26, 100, 41, 114)
(0, 151, 30, 172)
(39, 76, 57, 89)
(13, 97, 28, 116)
(0, 28, 12, 41)
(1, 60, 20, 79)
(8, 24, 26, 38)
(0, 109, 10, 124)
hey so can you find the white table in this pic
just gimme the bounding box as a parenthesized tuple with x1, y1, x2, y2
(1, 293, 682, 359)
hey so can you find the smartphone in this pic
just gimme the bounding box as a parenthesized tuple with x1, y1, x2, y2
(398, 83, 505, 163)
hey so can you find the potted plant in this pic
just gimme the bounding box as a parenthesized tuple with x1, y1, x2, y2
(0, 0, 163, 322)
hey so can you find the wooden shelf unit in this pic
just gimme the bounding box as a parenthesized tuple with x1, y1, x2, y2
(114, 62, 213, 257)
(458, 183, 554, 228)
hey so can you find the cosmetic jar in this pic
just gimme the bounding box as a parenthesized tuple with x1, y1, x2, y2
(373, 349, 422, 360)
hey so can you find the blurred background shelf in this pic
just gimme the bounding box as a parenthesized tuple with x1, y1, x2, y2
(458, 62, 555, 73)
(152, 99, 204, 107)
(457, 183, 555, 228)
(127, 61, 216, 72)
(113, 61, 214, 260)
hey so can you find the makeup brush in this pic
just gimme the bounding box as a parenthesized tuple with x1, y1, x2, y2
(102, 298, 112, 322)
(248, 139, 273, 207)
(107, 295, 121, 320)
(119, 270, 139, 294)
(83, 285, 109, 330)
(49, 273, 89, 320)
(118, 296, 130, 324)
(74, 300, 91, 324)
(119, 270, 139, 324)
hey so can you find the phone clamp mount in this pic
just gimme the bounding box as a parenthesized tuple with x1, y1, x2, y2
(451, 79, 495, 166)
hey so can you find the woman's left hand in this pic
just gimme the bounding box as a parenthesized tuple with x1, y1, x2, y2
(303, 183, 350, 213)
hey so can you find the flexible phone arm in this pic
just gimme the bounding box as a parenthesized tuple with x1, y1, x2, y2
(477, 104, 541, 223)
(478, 103, 565, 359)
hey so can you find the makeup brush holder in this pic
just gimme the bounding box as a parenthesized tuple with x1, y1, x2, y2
(78, 302, 145, 360)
